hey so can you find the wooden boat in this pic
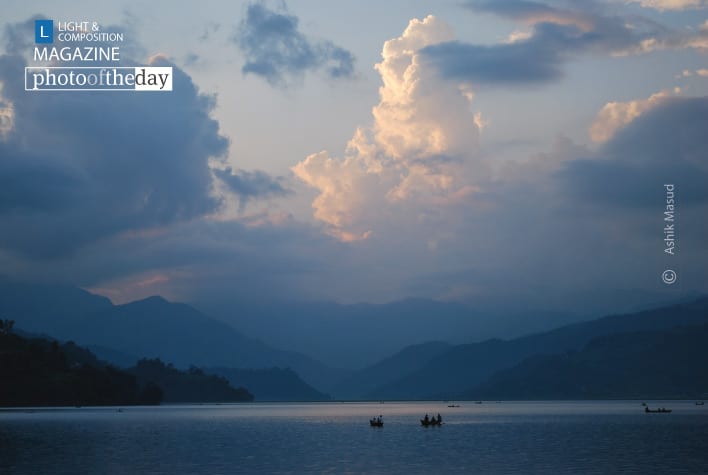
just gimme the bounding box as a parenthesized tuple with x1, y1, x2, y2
(645, 407, 672, 413)
(447, 404, 460, 408)
(370, 419, 383, 427)
(696, 401, 705, 406)
(420, 418, 442, 427)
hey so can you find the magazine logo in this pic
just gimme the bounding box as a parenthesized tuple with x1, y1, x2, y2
(28, 19, 173, 93)
(25, 67, 173, 92)
(35, 20, 53, 44)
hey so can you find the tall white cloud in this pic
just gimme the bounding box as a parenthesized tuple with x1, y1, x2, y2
(292, 16, 482, 241)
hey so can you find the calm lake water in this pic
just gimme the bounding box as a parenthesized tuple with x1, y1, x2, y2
(1, 401, 707, 474)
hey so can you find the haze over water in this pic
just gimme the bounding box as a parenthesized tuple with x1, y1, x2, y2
(2, 401, 707, 474)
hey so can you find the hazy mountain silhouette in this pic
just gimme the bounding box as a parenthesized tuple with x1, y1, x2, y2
(359, 297, 708, 400)
(0, 281, 113, 335)
(464, 323, 708, 400)
(0, 282, 346, 393)
(197, 298, 585, 369)
(210, 367, 330, 401)
(197, 288, 696, 370)
(333, 341, 452, 399)
(3, 281, 705, 401)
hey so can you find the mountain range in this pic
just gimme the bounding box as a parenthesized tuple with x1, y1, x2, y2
(340, 297, 708, 399)
(196, 289, 691, 369)
(464, 323, 708, 400)
(0, 329, 252, 406)
(0, 281, 340, 397)
(1, 280, 706, 402)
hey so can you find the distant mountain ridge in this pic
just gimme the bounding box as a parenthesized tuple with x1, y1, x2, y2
(464, 323, 708, 400)
(2, 281, 705, 402)
(197, 290, 693, 369)
(349, 297, 708, 400)
(197, 298, 586, 369)
(210, 367, 331, 402)
(333, 341, 452, 399)
(0, 282, 346, 395)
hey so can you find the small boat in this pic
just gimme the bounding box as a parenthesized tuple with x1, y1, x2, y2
(696, 401, 705, 406)
(645, 407, 672, 413)
(420, 418, 443, 427)
(474, 401, 483, 404)
(370, 418, 383, 427)
(447, 404, 460, 408)
(420, 419, 442, 427)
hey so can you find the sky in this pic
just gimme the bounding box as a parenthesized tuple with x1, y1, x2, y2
(1, 0, 707, 316)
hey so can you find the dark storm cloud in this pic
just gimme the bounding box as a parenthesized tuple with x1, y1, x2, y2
(0, 48, 228, 258)
(0, 16, 344, 304)
(556, 97, 708, 208)
(422, 0, 669, 86)
(214, 166, 291, 207)
(234, 2, 355, 86)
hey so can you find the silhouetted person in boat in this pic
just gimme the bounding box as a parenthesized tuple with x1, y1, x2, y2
(423, 414, 430, 424)
(437, 414, 442, 424)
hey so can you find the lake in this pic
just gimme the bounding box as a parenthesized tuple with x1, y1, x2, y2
(1, 401, 707, 474)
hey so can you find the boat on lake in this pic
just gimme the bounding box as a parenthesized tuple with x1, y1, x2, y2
(421, 414, 443, 426)
(421, 419, 442, 427)
(645, 407, 672, 413)
(370, 417, 383, 427)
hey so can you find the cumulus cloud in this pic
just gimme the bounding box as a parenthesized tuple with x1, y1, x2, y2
(589, 89, 676, 143)
(292, 16, 482, 241)
(234, 1, 355, 86)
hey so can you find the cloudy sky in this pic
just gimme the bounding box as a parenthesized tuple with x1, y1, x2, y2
(1, 0, 707, 314)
